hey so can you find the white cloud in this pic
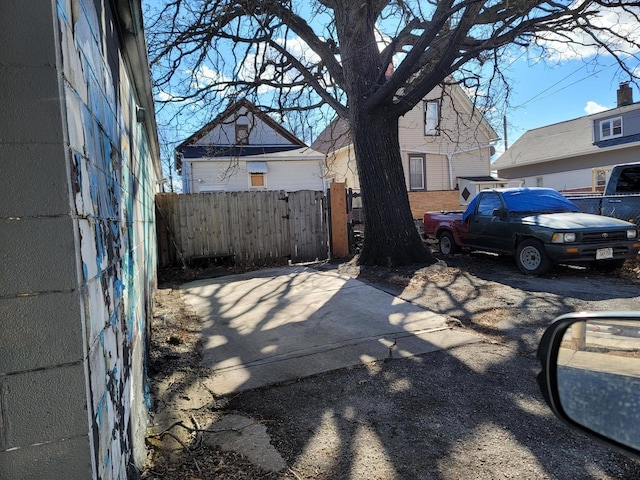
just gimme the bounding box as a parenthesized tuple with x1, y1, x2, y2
(190, 64, 233, 90)
(539, 6, 640, 62)
(584, 100, 609, 114)
(237, 36, 334, 93)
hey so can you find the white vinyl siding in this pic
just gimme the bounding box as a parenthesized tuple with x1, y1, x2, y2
(264, 161, 324, 191)
(194, 107, 294, 146)
(187, 159, 323, 193)
(323, 145, 360, 189)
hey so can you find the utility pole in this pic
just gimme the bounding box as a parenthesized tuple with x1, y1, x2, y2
(503, 115, 508, 151)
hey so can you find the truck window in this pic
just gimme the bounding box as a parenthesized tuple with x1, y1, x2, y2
(477, 193, 503, 216)
(614, 166, 640, 194)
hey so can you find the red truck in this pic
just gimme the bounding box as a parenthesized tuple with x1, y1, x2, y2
(423, 187, 640, 275)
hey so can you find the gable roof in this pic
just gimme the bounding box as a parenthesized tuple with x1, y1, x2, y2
(175, 98, 307, 170)
(311, 82, 498, 154)
(311, 117, 351, 154)
(493, 101, 640, 171)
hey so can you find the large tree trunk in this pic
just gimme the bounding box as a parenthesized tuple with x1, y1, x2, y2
(331, 2, 437, 267)
(350, 108, 437, 267)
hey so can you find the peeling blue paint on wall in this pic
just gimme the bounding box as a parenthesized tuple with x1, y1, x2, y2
(57, 0, 159, 478)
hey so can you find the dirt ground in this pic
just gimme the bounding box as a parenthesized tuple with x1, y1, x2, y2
(142, 250, 640, 479)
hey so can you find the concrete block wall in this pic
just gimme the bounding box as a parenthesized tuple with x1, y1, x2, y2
(0, 1, 160, 478)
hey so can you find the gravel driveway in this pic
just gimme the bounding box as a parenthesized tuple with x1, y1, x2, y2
(145, 254, 640, 479)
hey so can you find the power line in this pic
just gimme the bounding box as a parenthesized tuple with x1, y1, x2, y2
(515, 61, 617, 109)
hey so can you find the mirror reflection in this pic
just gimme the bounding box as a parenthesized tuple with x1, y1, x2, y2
(557, 319, 640, 450)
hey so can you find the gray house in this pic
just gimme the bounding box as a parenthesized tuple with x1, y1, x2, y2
(1, 1, 160, 479)
(493, 83, 640, 192)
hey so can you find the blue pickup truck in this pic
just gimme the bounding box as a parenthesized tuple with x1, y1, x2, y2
(423, 188, 640, 275)
(566, 162, 640, 225)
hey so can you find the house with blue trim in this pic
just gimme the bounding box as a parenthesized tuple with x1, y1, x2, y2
(493, 82, 640, 192)
(175, 99, 326, 193)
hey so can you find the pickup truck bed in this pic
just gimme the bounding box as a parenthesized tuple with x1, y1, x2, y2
(565, 163, 640, 225)
(567, 193, 640, 225)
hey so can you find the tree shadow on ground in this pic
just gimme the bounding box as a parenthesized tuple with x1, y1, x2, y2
(147, 262, 640, 479)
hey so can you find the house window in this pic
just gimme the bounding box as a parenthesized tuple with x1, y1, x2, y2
(424, 101, 439, 136)
(247, 161, 268, 188)
(236, 124, 249, 144)
(536, 177, 544, 187)
(596, 170, 607, 187)
(409, 156, 425, 190)
(600, 117, 622, 140)
(250, 173, 265, 187)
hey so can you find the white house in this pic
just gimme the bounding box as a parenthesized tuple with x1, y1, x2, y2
(175, 99, 326, 193)
(311, 82, 501, 216)
(493, 83, 640, 192)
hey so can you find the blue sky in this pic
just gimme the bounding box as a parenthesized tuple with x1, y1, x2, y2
(143, 2, 639, 161)
(496, 57, 635, 155)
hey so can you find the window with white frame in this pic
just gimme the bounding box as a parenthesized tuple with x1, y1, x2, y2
(536, 177, 544, 187)
(424, 101, 439, 136)
(409, 156, 425, 190)
(250, 173, 265, 187)
(247, 161, 267, 188)
(600, 116, 622, 140)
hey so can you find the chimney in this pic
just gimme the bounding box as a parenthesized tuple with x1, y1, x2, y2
(617, 82, 633, 107)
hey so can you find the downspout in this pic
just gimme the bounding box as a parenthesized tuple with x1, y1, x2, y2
(403, 144, 495, 191)
(447, 153, 454, 190)
(446, 143, 499, 190)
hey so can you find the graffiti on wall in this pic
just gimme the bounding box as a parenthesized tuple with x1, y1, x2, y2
(58, 0, 157, 477)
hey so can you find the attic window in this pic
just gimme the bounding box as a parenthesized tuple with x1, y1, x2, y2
(236, 124, 249, 144)
(600, 116, 622, 140)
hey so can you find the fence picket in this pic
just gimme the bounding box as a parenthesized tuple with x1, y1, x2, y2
(156, 191, 328, 267)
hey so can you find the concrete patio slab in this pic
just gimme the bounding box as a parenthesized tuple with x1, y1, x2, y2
(181, 266, 481, 396)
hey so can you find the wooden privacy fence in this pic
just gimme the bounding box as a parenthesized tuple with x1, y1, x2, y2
(156, 190, 328, 267)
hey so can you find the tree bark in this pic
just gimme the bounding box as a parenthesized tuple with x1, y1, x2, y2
(350, 108, 436, 267)
(332, 2, 436, 267)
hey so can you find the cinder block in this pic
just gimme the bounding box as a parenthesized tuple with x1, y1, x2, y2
(1, 363, 88, 448)
(0, 143, 70, 218)
(0, 65, 64, 145)
(0, 291, 83, 375)
(0, 216, 78, 297)
(0, 1, 57, 66)
(0, 435, 92, 480)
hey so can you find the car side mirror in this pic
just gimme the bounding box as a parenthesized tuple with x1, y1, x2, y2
(538, 312, 640, 459)
(492, 207, 507, 220)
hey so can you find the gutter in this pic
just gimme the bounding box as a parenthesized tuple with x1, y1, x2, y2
(111, 0, 162, 179)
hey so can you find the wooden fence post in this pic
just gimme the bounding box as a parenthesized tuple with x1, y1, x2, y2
(330, 183, 349, 258)
(570, 321, 587, 350)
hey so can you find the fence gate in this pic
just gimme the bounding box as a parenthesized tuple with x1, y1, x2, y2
(288, 190, 329, 263)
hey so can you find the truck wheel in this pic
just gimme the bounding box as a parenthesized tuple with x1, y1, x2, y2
(515, 239, 551, 275)
(438, 231, 459, 255)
